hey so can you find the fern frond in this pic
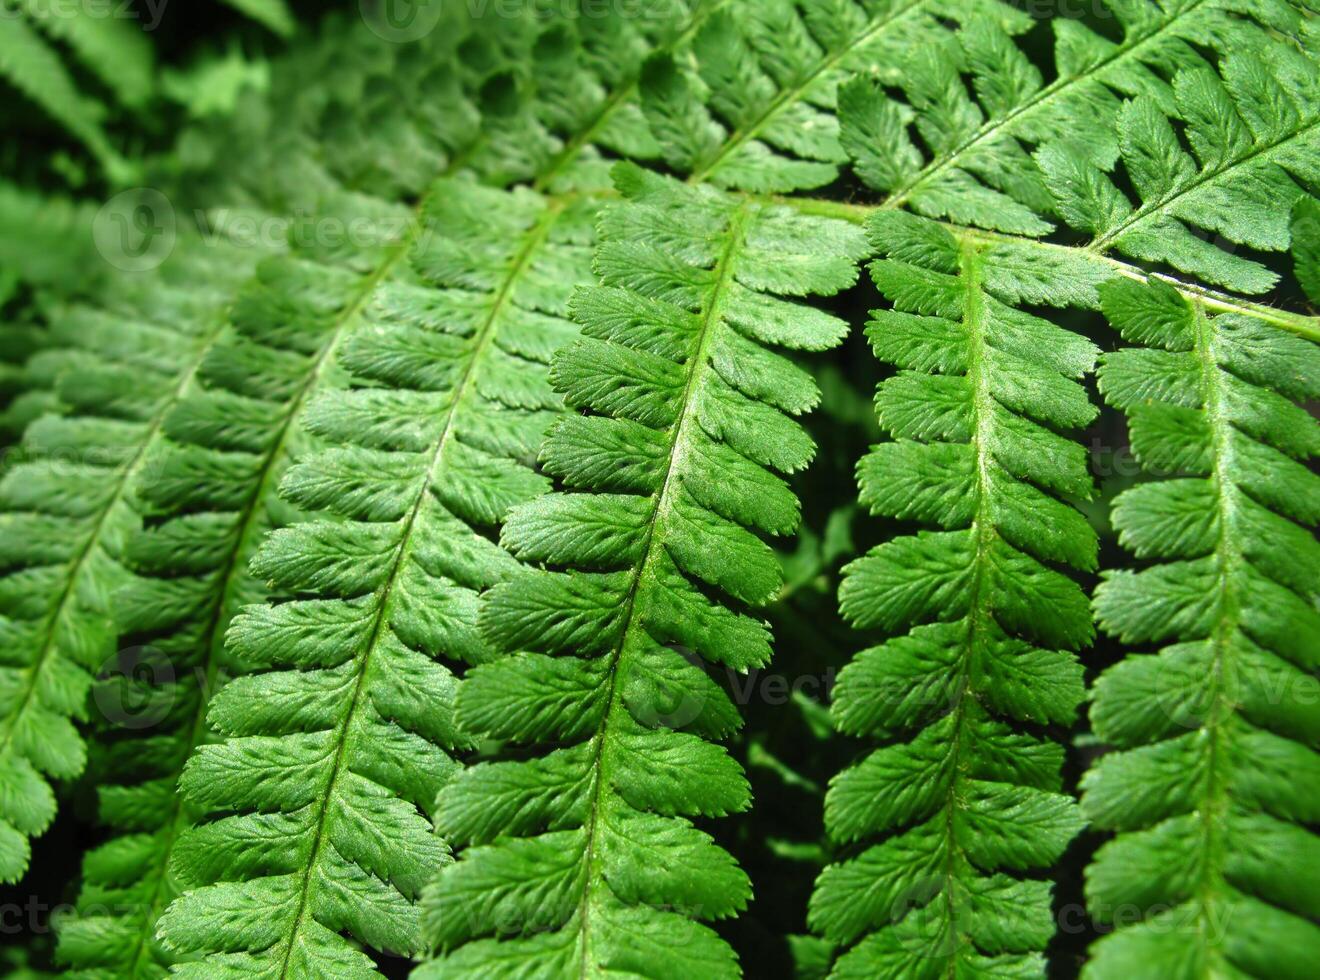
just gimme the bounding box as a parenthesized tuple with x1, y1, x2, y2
(0, 181, 99, 439)
(63, 11, 694, 967)
(1035, 38, 1319, 295)
(830, 36, 1320, 340)
(306, 2, 704, 198)
(417, 162, 866, 978)
(14, 0, 154, 107)
(53, 250, 365, 979)
(840, 0, 1304, 236)
(154, 180, 594, 975)
(0, 10, 124, 177)
(1084, 277, 1320, 979)
(524, 0, 706, 190)
(304, 24, 491, 200)
(639, 0, 1030, 193)
(0, 316, 48, 448)
(55, 76, 545, 960)
(809, 210, 1094, 976)
(0, 242, 256, 885)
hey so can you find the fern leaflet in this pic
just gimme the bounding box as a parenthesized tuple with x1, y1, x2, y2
(154, 181, 592, 976)
(639, 0, 1029, 194)
(841, 0, 1304, 236)
(832, 26, 1320, 339)
(1036, 37, 1320, 295)
(0, 243, 256, 884)
(14, 0, 154, 107)
(54, 250, 368, 978)
(73, 9, 697, 967)
(809, 211, 1094, 976)
(1084, 277, 1320, 978)
(1292, 195, 1320, 305)
(417, 163, 866, 977)
(0, 9, 125, 178)
(218, 0, 296, 38)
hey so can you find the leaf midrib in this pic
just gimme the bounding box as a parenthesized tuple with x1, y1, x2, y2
(1184, 298, 1243, 964)
(935, 240, 996, 974)
(768, 193, 1320, 341)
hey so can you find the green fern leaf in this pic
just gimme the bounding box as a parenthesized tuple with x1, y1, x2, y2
(74, 11, 695, 968)
(52, 182, 438, 977)
(0, 243, 257, 885)
(15, 0, 154, 107)
(0, 11, 124, 177)
(1084, 277, 1320, 979)
(839, 0, 1303, 236)
(833, 38, 1320, 341)
(0, 313, 47, 446)
(153, 181, 595, 975)
(1036, 39, 1320, 294)
(1292, 195, 1320, 304)
(639, 0, 1029, 193)
(52, 249, 370, 978)
(515, 0, 705, 191)
(0, 180, 98, 292)
(287, 1, 701, 203)
(809, 210, 1093, 977)
(416, 162, 866, 977)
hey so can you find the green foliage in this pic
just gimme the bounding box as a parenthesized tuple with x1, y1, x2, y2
(0, 181, 98, 291)
(218, 0, 296, 38)
(638, 0, 1029, 193)
(1036, 39, 1320, 295)
(152, 180, 595, 975)
(53, 248, 358, 977)
(1293, 196, 1320, 304)
(418, 162, 867, 977)
(840, 0, 1307, 236)
(810, 210, 1092, 976)
(0, 0, 297, 183)
(15, 0, 154, 108)
(0, 10, 124, 177)
(51, 7, 703, 971)
(0, 240, 256, 884)
(1085, 278, 1320, 979)
(1, 2, 1319, 978)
